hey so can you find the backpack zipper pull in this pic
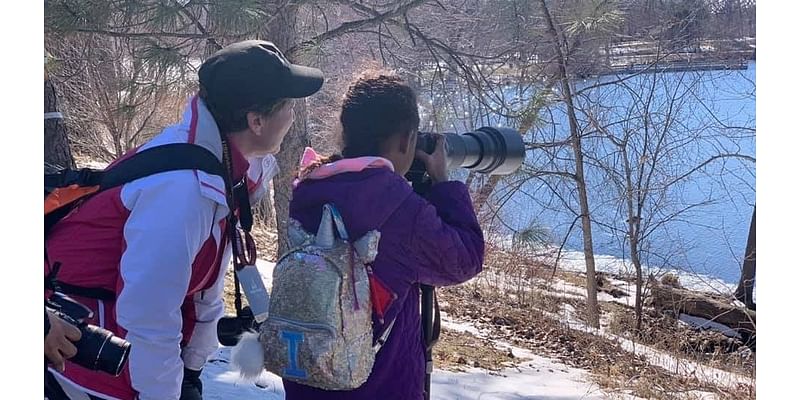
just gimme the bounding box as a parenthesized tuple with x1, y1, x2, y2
(349, 244, 360, 311)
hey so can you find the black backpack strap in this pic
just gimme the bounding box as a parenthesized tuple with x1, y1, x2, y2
(53, 283, 117, 302)
(45, 261, 117, 302)
(100, 143, 226, 190)
(45, 144, 226, 194)
(45, 168, 105, 194)
(47, 143, 227, 302)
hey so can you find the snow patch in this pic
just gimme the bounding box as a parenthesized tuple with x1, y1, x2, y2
(526, 246, 737, 295)
(543, 307, 753, 390)
(255, 260, 276, 289)
(679, 314, 743, 339)
(204, 310, 645, 399)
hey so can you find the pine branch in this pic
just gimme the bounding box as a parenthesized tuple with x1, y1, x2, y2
(177, 6, 222, 51)
(288, 0, 426, 54)
(74, 27, 210, 40)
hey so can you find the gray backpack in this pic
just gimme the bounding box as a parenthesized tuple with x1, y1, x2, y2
(259, 204, 382, 390)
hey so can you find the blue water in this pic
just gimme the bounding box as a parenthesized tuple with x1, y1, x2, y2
(426, 62, 755, 284)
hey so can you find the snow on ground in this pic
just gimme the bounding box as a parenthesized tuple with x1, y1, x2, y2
(219, 258, 748, 399)
(202, 347, 284, 400)
(441, 315, 485, 337)
(547, 305, 752, 390)
(203, 344, 632, 400)
(430, 363, 621, 400)
(533, 248, 737, 295)
(439, 319, 643, 399)
(75, 158, 110, 170)
(255, 259, 276, 288)
(608, 331, 751, 389)
(471, 269, 635, 310)
(204, 300, 642, 399)
(551, 277, 636, 309)
(549, 271, 745, 340)
(678, 314, 742, 339)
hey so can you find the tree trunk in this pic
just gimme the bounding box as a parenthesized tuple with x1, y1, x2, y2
(621, 146, 644, 333)
(651, 278, 756, 336)
(44, 78, 75, 169)
(273, 102, 309, 257)
(266, 5, 310, 258)
(540, 0, 600, 328)
(734, 206, 756, 310)
(631, 236, 644, 332)
(473, 175, 502, 218)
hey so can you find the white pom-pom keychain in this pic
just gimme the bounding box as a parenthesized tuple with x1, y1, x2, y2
(230, 331, 266, 379)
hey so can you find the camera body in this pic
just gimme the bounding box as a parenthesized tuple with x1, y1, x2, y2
(217, 305, 258, 346)
(46, 292, 131, 376)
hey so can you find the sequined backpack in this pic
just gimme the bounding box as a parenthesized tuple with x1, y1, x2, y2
(259, 203, 387, 390)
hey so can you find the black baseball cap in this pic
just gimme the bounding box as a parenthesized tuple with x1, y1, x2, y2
(198, 40, 324, 112)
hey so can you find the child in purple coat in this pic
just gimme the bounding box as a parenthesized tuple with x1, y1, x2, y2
(283, 71, 485, 399)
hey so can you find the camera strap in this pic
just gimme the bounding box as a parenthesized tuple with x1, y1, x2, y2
(220, 138, 256, 319)
(408, 176, 441, 400)
(421, 284, 440, 400)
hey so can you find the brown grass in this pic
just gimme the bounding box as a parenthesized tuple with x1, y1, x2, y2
(434, 328, 517, 372)
(438, 275, 755, 400)
(603, 301, 755, 377)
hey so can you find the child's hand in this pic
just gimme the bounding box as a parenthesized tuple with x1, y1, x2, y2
(414, 134, 448, 184)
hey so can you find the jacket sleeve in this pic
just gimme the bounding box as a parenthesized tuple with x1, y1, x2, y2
(178, 156, 277, 371)
(409, 181, 485, 286)
(180, 256, 227, 371)
(116, 171, 217, 400)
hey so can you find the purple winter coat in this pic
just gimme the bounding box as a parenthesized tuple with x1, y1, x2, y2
(283, 166, 485, 400)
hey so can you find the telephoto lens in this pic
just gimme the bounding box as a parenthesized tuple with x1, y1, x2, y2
(71, 323, 132, 376)
(416, 127, 525, 175)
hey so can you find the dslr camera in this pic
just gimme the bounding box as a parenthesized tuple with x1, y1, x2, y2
(217, 305, 258, 347)
(407, 126, 526, 186)
(46, 292, 131, 376)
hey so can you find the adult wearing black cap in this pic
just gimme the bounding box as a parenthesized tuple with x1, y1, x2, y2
(44, 40, 323, 400)
(198, 40, 324, 154)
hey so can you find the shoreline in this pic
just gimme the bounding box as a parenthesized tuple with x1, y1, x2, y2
(489, 234, 740, 295)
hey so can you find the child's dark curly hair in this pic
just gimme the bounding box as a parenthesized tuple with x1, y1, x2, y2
(339, 70, 420, 157)
(299, 69, 420, 178)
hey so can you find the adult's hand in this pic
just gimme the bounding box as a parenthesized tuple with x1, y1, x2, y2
(45, 309, 82, 372)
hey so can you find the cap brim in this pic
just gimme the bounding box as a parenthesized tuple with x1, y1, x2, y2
(284, 64, 324, 98)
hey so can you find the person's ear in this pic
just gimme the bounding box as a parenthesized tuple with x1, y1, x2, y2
(398, 130, 416, 154)
(246, 111, 265, 135)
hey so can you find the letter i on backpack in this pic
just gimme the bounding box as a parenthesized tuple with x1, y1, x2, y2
(258, 204, 384, 390)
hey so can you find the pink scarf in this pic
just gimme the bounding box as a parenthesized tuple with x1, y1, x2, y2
(293, 147, 395, 188)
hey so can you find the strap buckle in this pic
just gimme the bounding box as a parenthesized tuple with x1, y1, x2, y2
(62, 168, 99, 186)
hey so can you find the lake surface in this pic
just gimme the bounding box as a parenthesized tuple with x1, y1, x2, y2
(428, 62, 756, 284)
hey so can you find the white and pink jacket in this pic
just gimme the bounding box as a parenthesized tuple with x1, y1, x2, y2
(44, 96, 277, 400)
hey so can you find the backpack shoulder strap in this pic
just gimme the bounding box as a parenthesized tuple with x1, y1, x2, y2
(45, 143, 228, 302)
(99, 143, 226, 190)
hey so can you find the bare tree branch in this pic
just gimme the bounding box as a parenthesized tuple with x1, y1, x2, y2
(289, 0, 427, 54)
